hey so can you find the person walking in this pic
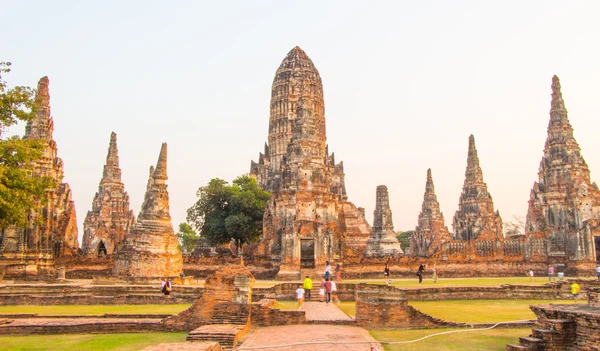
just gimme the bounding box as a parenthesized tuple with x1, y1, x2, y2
(570, 281, 580, 299)
(595, 265, 600, 281)
(528, 269, 534, 281)
(335, 263, 342, 283)
(384, 263, 391, 285)
(324, 261, 332, 280)
(417, 264, 425, 283)
(331, 280, 339, 304)
(319, 278, 326, 302)
(548, 265, 556, 281)
(296, 284, 305, 309)
(323, 277, 333, 304)
(432, 264, 438, 283)
(303, 275, 313, 301)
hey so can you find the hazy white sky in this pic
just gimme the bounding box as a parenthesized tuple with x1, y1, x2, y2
(4, 1, 600, 243)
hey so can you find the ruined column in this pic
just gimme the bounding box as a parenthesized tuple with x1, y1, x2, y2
(365, 185, 402, 257)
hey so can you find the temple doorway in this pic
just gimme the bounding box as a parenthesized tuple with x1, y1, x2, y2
(97, 241, 107, 257)
(300, 239, 315, 268)
(595, 236, 600, 263)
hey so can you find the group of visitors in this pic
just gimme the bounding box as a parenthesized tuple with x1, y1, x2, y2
(384, 263, 438, 284)
(296, 261, 343, 309)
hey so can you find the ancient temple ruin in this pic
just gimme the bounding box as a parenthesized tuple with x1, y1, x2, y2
(526, 75, 600, 261)
(0, 77, 79, 278)
(82, 132, 136, 257)
(453, 135, 503, 241)
(410, 169, 452, 256)
(250, 46, 371, 279)
(365, 185, 402, 257)
(113, 143, 182, 279)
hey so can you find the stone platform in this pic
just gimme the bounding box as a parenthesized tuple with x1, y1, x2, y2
(141, 341, 221, 351)
(302, 301, 354, 324)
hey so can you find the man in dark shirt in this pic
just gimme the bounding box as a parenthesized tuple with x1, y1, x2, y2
(322, 278, 333, 304)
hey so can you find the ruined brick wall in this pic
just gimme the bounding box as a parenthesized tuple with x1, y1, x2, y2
(355, 284, 450, 329)
(250, 298, 306, 326)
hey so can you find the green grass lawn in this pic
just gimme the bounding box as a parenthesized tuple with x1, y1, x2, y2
(408, 299, 586, 323)
(370, 328, 528, 351)
(0, 304, 191, 315)
(276, 299, 586, 323)
(0, 333, 187, 351)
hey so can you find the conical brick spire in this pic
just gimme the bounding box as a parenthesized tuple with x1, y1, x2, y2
(101, 132, 121, 183)
(410, 169, 451, 256)
(113, 143, 182, 279)
(83, 132, 135, 256)
(24, 76, 54, 142)
(525, 76, 599, 260)
(453, 135, 503, 241)
(365, 185, 402, 257)
(153, 143, 168, 181)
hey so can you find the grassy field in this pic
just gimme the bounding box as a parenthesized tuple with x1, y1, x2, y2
(276, 299, 586, 323)
(370, 328, 528, 351)
(0, 304, 191, 315)
(409, 299, 586, 323)
(0, 333, 187, 351)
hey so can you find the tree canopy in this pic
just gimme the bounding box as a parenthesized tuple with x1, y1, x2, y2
(0, 62, 54, 229)
(175, 222, 199, 254)
(186, 175, 270, 251)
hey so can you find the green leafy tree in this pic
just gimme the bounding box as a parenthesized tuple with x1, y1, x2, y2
(396, 230, 414, 253)
(186, 175, 270, 252)
(176, 222, 199, 254)
(0, 62, 54, 229)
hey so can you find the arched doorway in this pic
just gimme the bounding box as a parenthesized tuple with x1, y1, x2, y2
(97, 241, 107, 257)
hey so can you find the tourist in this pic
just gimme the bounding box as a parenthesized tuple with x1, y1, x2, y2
(432, 264, 438, 283)
(324, 261, 331, 280)
(417, 264, 425, 283)
(528, 269, 534, 281)
(384, 263, 390, 285)
(595, 265, 600, 281)
(335, 263, 342, 283)
(323, 277, 333, 304)
(330, 280, 339, 304)
(570, 281, 580, 299)
(548, 265, 556, 281)
(179, 271, 185, 284)
(319, 278, 326, 302)
(303, 275, 313, 301)
(296, 284, 305, 309)
(161, 278, 172, 295)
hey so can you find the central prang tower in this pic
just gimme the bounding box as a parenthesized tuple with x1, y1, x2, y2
(250, 47, 371, 279)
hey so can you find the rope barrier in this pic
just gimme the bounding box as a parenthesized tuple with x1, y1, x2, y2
(232, 320, 533, 350)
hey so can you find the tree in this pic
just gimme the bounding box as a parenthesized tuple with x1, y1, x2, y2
(504, 216, 525, 237)
(396, 230, 414, 253)
(0, 62, 54, 229)
(176, 222, 199, 254)
(187, 175, 270, 253)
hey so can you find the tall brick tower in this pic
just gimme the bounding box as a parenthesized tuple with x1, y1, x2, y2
(250, 47, 371, 279)
(453, 135, 503, 241)
(526, 76, 600, 261)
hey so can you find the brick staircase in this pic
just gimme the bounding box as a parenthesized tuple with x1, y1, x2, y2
(186, 304, 250, 350)
(506, 319, 575, 351)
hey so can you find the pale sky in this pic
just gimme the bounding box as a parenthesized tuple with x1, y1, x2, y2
(4, 1, 600, 244)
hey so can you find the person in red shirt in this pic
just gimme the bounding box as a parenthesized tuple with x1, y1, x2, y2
(322, 278, 333, 304)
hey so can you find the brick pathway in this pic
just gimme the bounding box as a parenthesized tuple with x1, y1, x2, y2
(302, 301, 352, 322)
(236, 325, 381, 351)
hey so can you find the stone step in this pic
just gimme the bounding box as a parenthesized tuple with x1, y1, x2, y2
(506, 344, 533, 351)
(519, 337, 546, 351)
(532, 328, 556, 341)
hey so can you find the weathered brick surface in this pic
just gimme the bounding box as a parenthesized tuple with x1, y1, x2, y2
(0, 318, 164, 335)
(113, 143, 183, 279)
(82, 132, 136, 257)
(526, 76, 600, 261)
(141, 342, 221, 351)
(365, 185, 402, 257)
(251, 298, 306, 326)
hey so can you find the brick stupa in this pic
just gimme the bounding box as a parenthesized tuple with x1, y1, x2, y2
(113, 143, 182, 279)
(453, 135, 503, 240)
(250, 47, 371, 279)
(365, 185, 402, 256)
(410, 169, 452, 256)
(0, 77, 79, 278)
(82, 132, 136, 256)
(526, 76, 600, 260)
